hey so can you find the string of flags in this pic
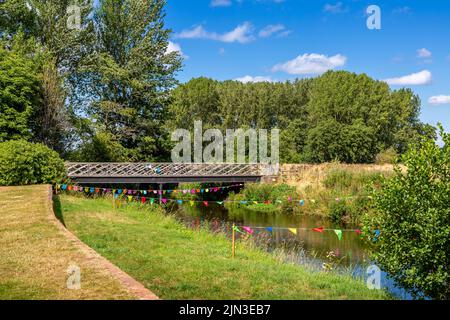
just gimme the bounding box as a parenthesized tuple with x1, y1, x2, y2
(56, 183, 244, 195)
(231, 225, 379, 242)
(56, 184, 373, 206)
(54, 184, 381, 242)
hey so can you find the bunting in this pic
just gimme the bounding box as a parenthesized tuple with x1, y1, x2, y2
(334, 230, 343, 241)
(56, 184, 370, 238)
(56, 184, 373, 206)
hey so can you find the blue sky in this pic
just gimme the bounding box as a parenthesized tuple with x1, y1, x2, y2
(164, 0, 450, 132)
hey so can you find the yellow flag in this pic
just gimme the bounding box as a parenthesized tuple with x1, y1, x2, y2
(190, 201, 195, 207)
(288, 228, 297, 235)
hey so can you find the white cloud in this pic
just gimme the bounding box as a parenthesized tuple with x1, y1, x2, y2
(210, 0, 232, 7)
(175, 22, 255, 44)
(428, 95, 450, 105)
(259, 24, 286, 38)
(417, 48, 432, 58)
(166, 41, 187, 58)
(235, 75, 275, 83)
(272, 53, 347, 75)
(323, 2, 347, 14)
(392, 6, 411, 14)
(384, 70, 432, 86)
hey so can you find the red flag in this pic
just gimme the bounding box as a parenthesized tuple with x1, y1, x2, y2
(313, 227, 324, 233)
(203, 201, 209, 207)
(141, 197, 146, 204)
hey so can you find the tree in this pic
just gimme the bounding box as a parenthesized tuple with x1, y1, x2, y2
(364, 125, 449, 299)
(31, 58, 70, 154)
(1, 1, 94, 153)
(0, 0, 94, 73)
(0, 43, 41, 141)
(81, 0, 182, 161)
(304, 71, 424, 163)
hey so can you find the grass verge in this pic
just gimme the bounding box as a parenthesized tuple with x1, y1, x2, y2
(59, 193, 391, 300)
(0, 185, 135, 300)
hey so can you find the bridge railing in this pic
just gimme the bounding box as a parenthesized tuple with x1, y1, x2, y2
(66, 162, 265, 178)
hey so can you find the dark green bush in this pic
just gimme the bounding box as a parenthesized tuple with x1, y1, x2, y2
(0, 140, 67, 186)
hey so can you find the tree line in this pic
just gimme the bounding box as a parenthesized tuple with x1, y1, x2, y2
(0, 0, 436, 164)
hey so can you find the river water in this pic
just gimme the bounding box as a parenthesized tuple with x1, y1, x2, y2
(172, 202, 414, 300)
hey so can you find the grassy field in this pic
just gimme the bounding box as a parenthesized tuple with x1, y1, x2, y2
(58, 193, 391, 300)
(0, 185, 134, 300)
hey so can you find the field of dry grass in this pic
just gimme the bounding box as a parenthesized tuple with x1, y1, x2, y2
(0, 185, 135, 300)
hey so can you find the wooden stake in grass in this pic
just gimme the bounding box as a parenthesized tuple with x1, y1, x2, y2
(232, 223, 236, 259)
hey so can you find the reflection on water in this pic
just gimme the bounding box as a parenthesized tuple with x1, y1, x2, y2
(172, 203, 413, 300)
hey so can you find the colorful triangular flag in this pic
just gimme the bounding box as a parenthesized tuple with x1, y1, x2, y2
(334, 229, 343, 241)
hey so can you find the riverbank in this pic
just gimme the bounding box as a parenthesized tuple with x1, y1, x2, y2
(228, 165, 394, 224)
(58, 193, 391, 300)
(0, 185, 137, 300)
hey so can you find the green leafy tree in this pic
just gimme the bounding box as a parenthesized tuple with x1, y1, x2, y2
(364, 125, 449, 299)
(305, 71, 424, 163)
(82, 0, 182, 161)
(0, 43, 41, 141)
(1, 1, 94, 153)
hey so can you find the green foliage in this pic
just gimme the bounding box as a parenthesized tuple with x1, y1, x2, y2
(168, 72, 426, 164)
(304, 72, 423, 163)
(79, 0, 182, 161)
(70, 131, 130, 162)
(364, 125, 450, 299)
(328, 201, 349, 224)
(0, 44, 41, 142)
(375, 147, 398, 165)
(0, 140, 67, 186)
(293, 168, 390, 224)
(226, 183, 299, 213)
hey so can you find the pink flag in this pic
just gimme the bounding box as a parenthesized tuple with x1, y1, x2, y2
(161, 198, 167, 204)
(243, 227, 254, 235)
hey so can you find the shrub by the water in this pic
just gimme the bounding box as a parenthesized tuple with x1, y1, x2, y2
(364, 125, 449, 300)
(226, 183, 299, 213)
(0, 140, 67, 186)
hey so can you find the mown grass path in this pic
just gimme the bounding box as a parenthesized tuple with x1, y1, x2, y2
(0, 185, 143, 300)
(59, 194, 392, 300)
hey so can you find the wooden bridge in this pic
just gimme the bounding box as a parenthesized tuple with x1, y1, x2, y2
(66, 162, 266, 184)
